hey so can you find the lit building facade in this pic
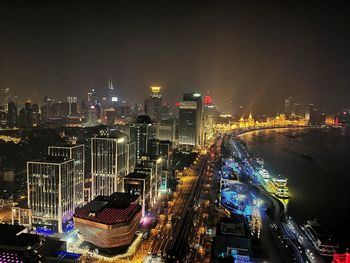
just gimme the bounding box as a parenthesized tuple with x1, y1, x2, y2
(91, 134, 133, 198)
(214, 113, 308, 133)
(123, 172, 150, 216)
(157, 118, 176, 144)
(67, 96, 78, 116)
(27, 157, 75, 234)
(178, 92, 203, 147)
(73, 193, 142, 253)
(129, 115, 157, 162)
(48, 144, 85, 208)
(144, 86, 162, 122)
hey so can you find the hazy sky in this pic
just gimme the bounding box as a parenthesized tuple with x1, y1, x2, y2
(1, 1, 350, 114)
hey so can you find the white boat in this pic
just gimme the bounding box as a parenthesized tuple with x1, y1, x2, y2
(258, 168, 270, 179)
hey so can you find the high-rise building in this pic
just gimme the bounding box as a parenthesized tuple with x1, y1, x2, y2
(135, 157, 162, 205)
(88, 89, 97, 106)
(7, 101, 17, 128)
(144, 86, 162, 122)
(129, 115, 157, 162)
(21, 101, 34, 128)
(203, 92, 216, 144)
(291, 102, 301, 118)
(0, 88, 10, 110)
(48, 144, 85, 208)
(51, 101, 69, 118)
(27, 156, 75, 234)
(157, 118, 176, 144)
(32, 103, 40, 126)
(105, 108, 116, 126)
(178, 92, 203, 147)
(67, 97, 78, 116)
(91, 133, 133, 198)
(107, 80, 118, 109)
(284, 96, 293, 118)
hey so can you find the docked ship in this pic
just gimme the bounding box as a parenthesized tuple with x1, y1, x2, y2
(258, 168, 270, 180)
(301, 220, 338, 257)
(268, 176, 290, 199)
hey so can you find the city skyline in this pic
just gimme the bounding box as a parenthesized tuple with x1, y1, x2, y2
(1, 1, 350, 114)
(0, 2, 349, 262)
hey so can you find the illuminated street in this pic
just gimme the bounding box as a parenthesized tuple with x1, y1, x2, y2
(1, 2, 349, 263)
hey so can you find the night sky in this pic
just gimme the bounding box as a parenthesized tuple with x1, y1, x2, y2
(1, 1, 350, 114)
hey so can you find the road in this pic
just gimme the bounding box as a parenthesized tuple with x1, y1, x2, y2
(142, 153, 209, 262)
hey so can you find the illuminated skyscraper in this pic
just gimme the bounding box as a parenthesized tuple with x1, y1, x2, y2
(91, 133, 135, 198)
(178, 92, 203, 147)
(0, 88, 10, 111)
(284, 96, 293, 118)
(48, 144, 85, 208)
(129, 115, 157, 162)
(67, 96, 78, 116)
(107, 80, 118, 108)
(27, 156, 75, 233)
(7, 101, 17, 128)
(88, 89, 97, 106)
(145, 86, 162, 122)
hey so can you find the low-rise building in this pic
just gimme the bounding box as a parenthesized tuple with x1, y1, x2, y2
(73, 192, 141, 255)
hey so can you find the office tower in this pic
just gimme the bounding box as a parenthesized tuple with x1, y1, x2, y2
(124, 157, 162, 215)
(51, 101, 69, 118)
(0, 88, 10, 109)
(18, 108, 28, 128)
(27, 156, 75, 233)
(136, 157, 162, 204)
(41, 96, 52, 121)
(132, 104, 142, 118)
(105, 108, 116, 126)
(67, 96, 78, 116)
(18, 101, 34, 128)
(126, 141, 136, 173)
(87, 89, 97, 106)
(157, 118, 176, 144)
(7, 101, 17, 128)
(203, 92, 216, 144)
(32, 103, 40, 126)
(178, 92, 203, 147)
(284, 96, 293, 118)
(116, 105, 131, 119)
(48, 144, 85, 208)
(87, 105, 98, 126)
(144, 86, 162, 122)
(0, 110, 6, 128)
(291, 102, 301, 119)
(129, 115, 157, 162)
(159, 140, 172, 192)
(107, 80, 118, 109)
(91, 133, 132, 198)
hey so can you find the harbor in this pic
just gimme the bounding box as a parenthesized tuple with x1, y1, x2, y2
(218, 133, 342, 262)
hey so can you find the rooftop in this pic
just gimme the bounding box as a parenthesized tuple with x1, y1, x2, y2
(0, 224, 41, 250)
(74, 193, 142, 225)
(28, 156, 72, 164)
(217, 216, 248, 238)
(135, 115, 153, 124)
(48, 144, 84, 149)
(124, 172, 149, 180)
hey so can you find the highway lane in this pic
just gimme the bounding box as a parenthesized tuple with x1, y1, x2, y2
(168, 154, 209, 262)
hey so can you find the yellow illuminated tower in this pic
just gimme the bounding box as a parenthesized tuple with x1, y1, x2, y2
(145, 86, 162, 122)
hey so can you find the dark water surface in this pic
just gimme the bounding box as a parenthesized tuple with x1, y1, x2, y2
(240, 127, 350, 247)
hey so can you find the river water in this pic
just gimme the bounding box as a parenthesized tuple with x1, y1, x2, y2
(240, 127, 350, 248)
